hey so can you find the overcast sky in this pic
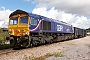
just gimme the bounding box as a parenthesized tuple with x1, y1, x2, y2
(0, 0, 90, 29)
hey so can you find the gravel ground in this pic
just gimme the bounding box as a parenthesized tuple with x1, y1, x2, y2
(46, 36, 90, 60)
(0, 36, 90, 60)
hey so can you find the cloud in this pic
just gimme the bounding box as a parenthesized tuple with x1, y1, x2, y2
(34, 0, 90, 16)
(1, 6, 5, 10)
(32, 7, 90, 29)
(71, 16, 90, 29)
(32, 0, 90, 29)
(0, 6, 12, 28)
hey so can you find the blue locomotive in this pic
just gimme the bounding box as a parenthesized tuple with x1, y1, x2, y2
(7, 10, 86, 48)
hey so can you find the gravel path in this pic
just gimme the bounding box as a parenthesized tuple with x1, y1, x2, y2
(0, 36, 90, 60)
(46, 36, 90, 60)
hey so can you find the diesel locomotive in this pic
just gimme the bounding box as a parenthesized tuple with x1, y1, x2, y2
(6, 10, 86, 48)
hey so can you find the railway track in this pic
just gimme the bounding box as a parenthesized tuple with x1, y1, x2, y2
(0, 48, 16, 55)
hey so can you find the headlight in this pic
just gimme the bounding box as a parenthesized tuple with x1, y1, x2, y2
(23, 32, 28, 35)
(8, 31, 12, 34)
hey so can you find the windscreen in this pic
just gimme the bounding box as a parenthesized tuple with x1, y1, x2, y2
(20, 16, 28, 24)
(10, 18, 18, 25)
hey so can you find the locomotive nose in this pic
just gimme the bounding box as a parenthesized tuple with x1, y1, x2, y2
(8, 26, 29, 36)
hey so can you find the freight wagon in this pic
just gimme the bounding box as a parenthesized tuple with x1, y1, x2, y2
(74, 27, 86, 38)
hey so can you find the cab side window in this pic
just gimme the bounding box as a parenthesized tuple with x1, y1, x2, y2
(31, 17, 37, 25)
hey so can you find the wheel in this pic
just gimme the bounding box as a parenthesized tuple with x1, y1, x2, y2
(21, 39, 29, 48)
(10, 40, 15, 47)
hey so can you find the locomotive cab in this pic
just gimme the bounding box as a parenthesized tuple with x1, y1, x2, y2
(9, 14, 30, 36)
